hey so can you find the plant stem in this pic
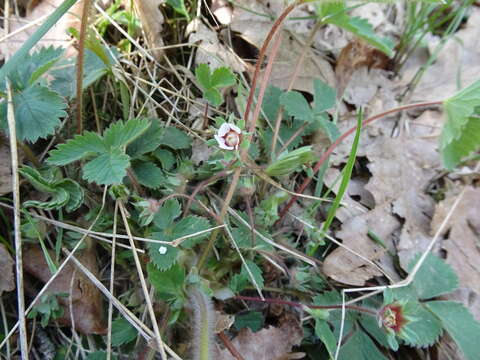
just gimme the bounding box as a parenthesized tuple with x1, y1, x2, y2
(277, 100, 443, 223)
(235, 295, 377, 315)
(76, 0, 92, 134)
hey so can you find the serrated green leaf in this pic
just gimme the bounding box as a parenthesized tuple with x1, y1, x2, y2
(393, 253, 458, 301)
(172, 215, 210, 248)
(24, 188, 69, 211)
(147, 262, 185, 297)
(266, 146, 315, 176)
(1, 85, 66, 142)
(262, 85, 284, 122)
(55, 179, 84, 212)
(47, 131, 106, 165)
(339, 330, 387, 360)
(426, 301, 480, 360)
(154, 148, 176, 170)
(204, 88, 222, 106)
(313, 290, 342, 306)
(111, 318, 137, 346)
(195, 64, 211, 90)
(153, 198, 181, 230)
(18, 166, 56, 193)
(317, 113, 340, 141)
(313, 79, 336, 113)
(241, 260, 264, 289)
(147, 238, 180, 271)
(210, 67, 236, 88)
(399, 301, 442, 347)
(315, 319, 337, 359)
(360, 314, 393, 350)
(82, 149, 130, 185)
(103, 118, 151, 149)
(131, 160, 165, 189)
(159, 127, 192, 149)
(127, 119, 164, 158)
(441, 116, 480, 168)
(280, 91, 313, 122)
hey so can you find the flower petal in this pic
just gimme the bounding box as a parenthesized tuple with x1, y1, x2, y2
(229, 123, 241, 134)
(215, 134, 234, 150)
(218, 123, 231, 137)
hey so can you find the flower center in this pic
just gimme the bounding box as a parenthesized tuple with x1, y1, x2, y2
(224, 131, 239, 147)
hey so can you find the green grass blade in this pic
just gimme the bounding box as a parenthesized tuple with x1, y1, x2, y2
(309, 109, 363, 256)
(0, 0, 77, 81)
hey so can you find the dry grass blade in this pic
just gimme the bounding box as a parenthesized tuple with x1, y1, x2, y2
(106, 201, 119, 360)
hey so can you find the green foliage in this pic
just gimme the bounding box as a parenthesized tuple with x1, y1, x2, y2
(86, 352, 117, 360)
(166, 0, 190, 20)
(234, 311, 264, 332)
(426, 301, 480, 360)
(229, 259, 264, 292)
(27, 293, 68, 327)
(339, 331, 388, 360)
(440, 80, 480, 169)
(280, 79, 339, 141)
(195, 64, 236, 106)
(19, 165, 83, 212)
(147, 262, 186, 307)
(159, 127, 192, 150)
(316, 2, 394, 57)
(266, 146, 315, 176)
(131, 160, 165, 189)
(255, 191, 288, 227)
(148, 199, 211, 271)
(111, 318, 137, 346)
(48, 118, 151, 185)
(314, 319, 337, 359)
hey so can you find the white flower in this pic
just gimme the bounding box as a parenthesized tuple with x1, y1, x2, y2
(158, 246, 168, 255)
(214, 123, 242, 150)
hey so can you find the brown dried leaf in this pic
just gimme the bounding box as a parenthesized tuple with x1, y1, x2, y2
(0, 244, 15, 295)
(133, 0, 165, 61)
(217, 316, 303, 360)
(365, 135, 440, 270)
(431, 186, 480, 321)
(0, 0, 81, 59)
(24, 244, 106, 335)
(0, 137, 12, 196)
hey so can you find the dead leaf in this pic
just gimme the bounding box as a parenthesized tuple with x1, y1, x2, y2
(187, 19, 246, 73)
(229, 0, 335, 93)
(24, 244, 106, 335)
(402, 7, 480, 102)
(133, 0, 165, 61)
(365, 135, 440, 270)
(0, 137, 12, 196)
(0, 244, 15, 295)
(324, 209, 399, 286)
(217, 315, 303, 360)
(431, 186, 480, 321)
(0, 0, 81, 59)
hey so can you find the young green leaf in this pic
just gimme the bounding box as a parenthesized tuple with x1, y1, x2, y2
(313, 79, 336, 113)
(47, 132, 106, 165)
(399, 301, 443, 347)
(159, 127, 192, 150)
(280, 91, 313, 122)
(0, 85, 66, 143)
(82, 149, 130, 185)
(153, 198, 182, 230)
(195, 64, 211, 90)
(166, 0, 190, 20)
(171, 215, 211, 248)
(195, 64, 236, 106)
(210, 67, 236, 88)
(339, 330, 387, 360)
(234, 311, 264, 332)
(426, 301, 480, 360)
(127, 119, 164, 158)
(103, 118, 151, 149)
(148, 240, 179, 271)
(315, 319, 337, 359)
(111, 318, 137, 346)
(147, 262, 185, 298)
(241, 260, 264, 290)
(131, 160, 165, 189)
(441, 116, 480, 169)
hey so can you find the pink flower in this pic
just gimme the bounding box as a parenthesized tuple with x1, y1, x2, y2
(214, 123, 241, 150)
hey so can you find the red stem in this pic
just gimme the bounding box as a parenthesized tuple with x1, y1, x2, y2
(277, 100, 442, 223)
(235, 295, 377, 315)
(218, 331, 246, 360)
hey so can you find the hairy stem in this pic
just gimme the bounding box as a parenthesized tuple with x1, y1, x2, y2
(190, 288, 215, 360)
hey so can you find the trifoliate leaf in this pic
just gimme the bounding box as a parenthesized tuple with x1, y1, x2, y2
(241, 260, 264, 289)
(280, 91, 313, 122)
(266, 146, 315, 176)
(426, 301, 480, 360)
(315, 319, 337, 359)
(313, 79, 336, 113)
(210, 67, 236, 88)
(126, 119, 164, 158)
(393, 253, 458, 301)
(111, 318, 137, 346)
(153, 198, 181, 230)
(0, 85, 66, 143)
(171, 215, 210, 248)
(103, 118, 151, 149)
(82, 149, 130, 185)
(47, 132, 106, 165)
(147, 237, 179, 271)
(147, 262, 185, 298)
(159, 127, 192, 149)
(204, 88, 222, 107)
(339, 330, 387, 360)
(131, 160, 165, 189)
(440, 80, 480, 169)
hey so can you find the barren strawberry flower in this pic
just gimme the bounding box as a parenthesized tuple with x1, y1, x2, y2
(214, 123, 241, 150)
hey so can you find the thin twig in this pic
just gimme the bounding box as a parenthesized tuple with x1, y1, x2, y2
(106, 201, 119, 360)
(217, 332, 245, 360)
